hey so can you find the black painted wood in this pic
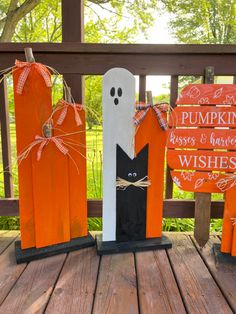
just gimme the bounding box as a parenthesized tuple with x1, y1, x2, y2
(95, 233, 172, 255)
(15, 233, 95, 264)
(116, 145, 148, 242)
(213, 243, 236, 265)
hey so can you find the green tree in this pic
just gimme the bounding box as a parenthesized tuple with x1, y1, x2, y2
(0, 0, 159, 42)
(162, 0, 236, 44)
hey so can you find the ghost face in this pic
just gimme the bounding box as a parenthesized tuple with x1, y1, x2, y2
(102, 68, 136, 159)
(110, 86, 123, 106)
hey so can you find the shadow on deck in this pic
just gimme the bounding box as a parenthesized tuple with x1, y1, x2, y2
(0, 231, 235, 313)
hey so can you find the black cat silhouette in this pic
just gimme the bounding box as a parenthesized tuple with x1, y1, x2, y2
(116, 144, 149, 242)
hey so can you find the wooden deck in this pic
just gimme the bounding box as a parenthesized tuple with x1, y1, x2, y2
(0, 231, 235, 313)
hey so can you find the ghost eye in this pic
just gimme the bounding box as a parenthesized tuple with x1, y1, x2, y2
(110, 87, 115, 97)
(118, 88, 122, 97)
(133, 172, 137, 177)
(128, 173, 132, 177)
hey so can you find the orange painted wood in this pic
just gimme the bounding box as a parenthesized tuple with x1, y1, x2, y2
(167, 150, 236, 172)
(171, 171, 227, 193)
(169, 106, 236, 128)
(221, 187, 236, 256)
(53, 104, 87, 238)
(232, 227, 236, 257)
(168, 128, 236, 150)
(135, 109, 166, 238)
(13, 65, 52, 249)
(31, 144, 70, 248)
(176, 84, 236, 105)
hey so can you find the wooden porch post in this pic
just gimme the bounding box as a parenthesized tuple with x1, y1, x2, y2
(62, 0, 84, 103)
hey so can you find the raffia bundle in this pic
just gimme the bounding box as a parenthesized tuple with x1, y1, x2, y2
(116, 175, 151, 190)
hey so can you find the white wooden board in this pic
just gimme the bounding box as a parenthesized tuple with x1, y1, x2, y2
(102, 68, 136, 241)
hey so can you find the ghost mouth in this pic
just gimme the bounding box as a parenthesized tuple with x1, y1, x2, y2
(114, 98, 119, 105)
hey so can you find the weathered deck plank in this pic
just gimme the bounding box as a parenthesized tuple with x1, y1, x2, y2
(0, 233, 235, 314)
(92, 253, 139, 314)
(46, 248, 100, 314)
(136, 249, 186, 314)
(192, 235, 236, 312)
(0, 231, 18, 254)
(167, 233, 233, 314)
(0, 240, 26, 305)
(0, 253, 66, 313)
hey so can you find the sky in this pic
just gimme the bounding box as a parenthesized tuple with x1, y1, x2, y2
(135, 11, 175, 97)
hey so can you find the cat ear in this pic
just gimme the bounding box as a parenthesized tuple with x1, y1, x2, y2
(116, 144, 132, 162)
(135, 144, 149, 162)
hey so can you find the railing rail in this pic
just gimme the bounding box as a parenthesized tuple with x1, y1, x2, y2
(0, 43, 235, 218)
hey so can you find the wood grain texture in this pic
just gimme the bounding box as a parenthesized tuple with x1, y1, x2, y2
(169, 106, 236, 128)
(194, 192, 211, 247)
(167, 234, 232, 314)
(221, 187, 236, 255)
(102, 68, 136, 241)
(168, 128, 236, 150)
(167, 150, 236, 172)
(191, 235, 236, 312)
(165, 75, 179, 199)
(46, 248, 99, 314)
(93, 253, 139, 314)
(0, 47, 236, 76)
(32, 145, 71, 248)
(0, 253, 66, 313)
(13, 64, 52, 249)
(136, 250, 186, 314)
(0, 198, 225, 218)
(0, 241, 27, 305)
(135, 109, 166, 238)
(0, 231, 18, 254)
(0, 78, 14, 198)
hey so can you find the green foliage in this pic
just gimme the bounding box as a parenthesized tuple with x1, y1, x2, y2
(0, 216, 20, 230)
(162, 0, 236, 44)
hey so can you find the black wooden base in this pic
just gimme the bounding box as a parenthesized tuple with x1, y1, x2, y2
(15, 233, 95, 264)
(96, 233, 172, 255)
(213, 243, 236, 265)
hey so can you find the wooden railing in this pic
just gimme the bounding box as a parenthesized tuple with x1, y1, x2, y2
(1, 43, 236, 218)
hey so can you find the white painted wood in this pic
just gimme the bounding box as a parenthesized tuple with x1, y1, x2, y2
(102, 68, 136, 241)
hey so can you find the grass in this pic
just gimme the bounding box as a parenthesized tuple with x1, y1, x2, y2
(0, 123, 223, 233)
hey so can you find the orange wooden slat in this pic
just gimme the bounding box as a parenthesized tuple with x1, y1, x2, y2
(168, 128, 236, 150)
(169, 106, 236, 128)
(177, 84, 236, 105)
(13, 65, 52, 249)
(167, 150, 236, 172)
(135, 110, 166, 238)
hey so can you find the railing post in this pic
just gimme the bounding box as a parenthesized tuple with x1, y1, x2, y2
(139, 75, 146, 102)
(62, 0, 84, 102)
(165, 75, 178, 199)
(194, 66, 214, 247)
(0, 77, 14, 197)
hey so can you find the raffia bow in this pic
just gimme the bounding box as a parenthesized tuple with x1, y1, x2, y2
(18, 135, 69, 163)
(55, 99, 83, 126)
(116, 175, 151, 190)
(134, 102, 169, 130)
(15, 60, 52, 94)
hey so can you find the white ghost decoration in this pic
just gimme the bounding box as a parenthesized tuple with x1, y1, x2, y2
(102, 68, 136, 241)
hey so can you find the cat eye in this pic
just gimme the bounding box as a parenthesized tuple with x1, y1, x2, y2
(128, 173, 132, 177)
(133, 172, 137, 177)
(118, 87, 122, 97)
(110, 87, 115, 97)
